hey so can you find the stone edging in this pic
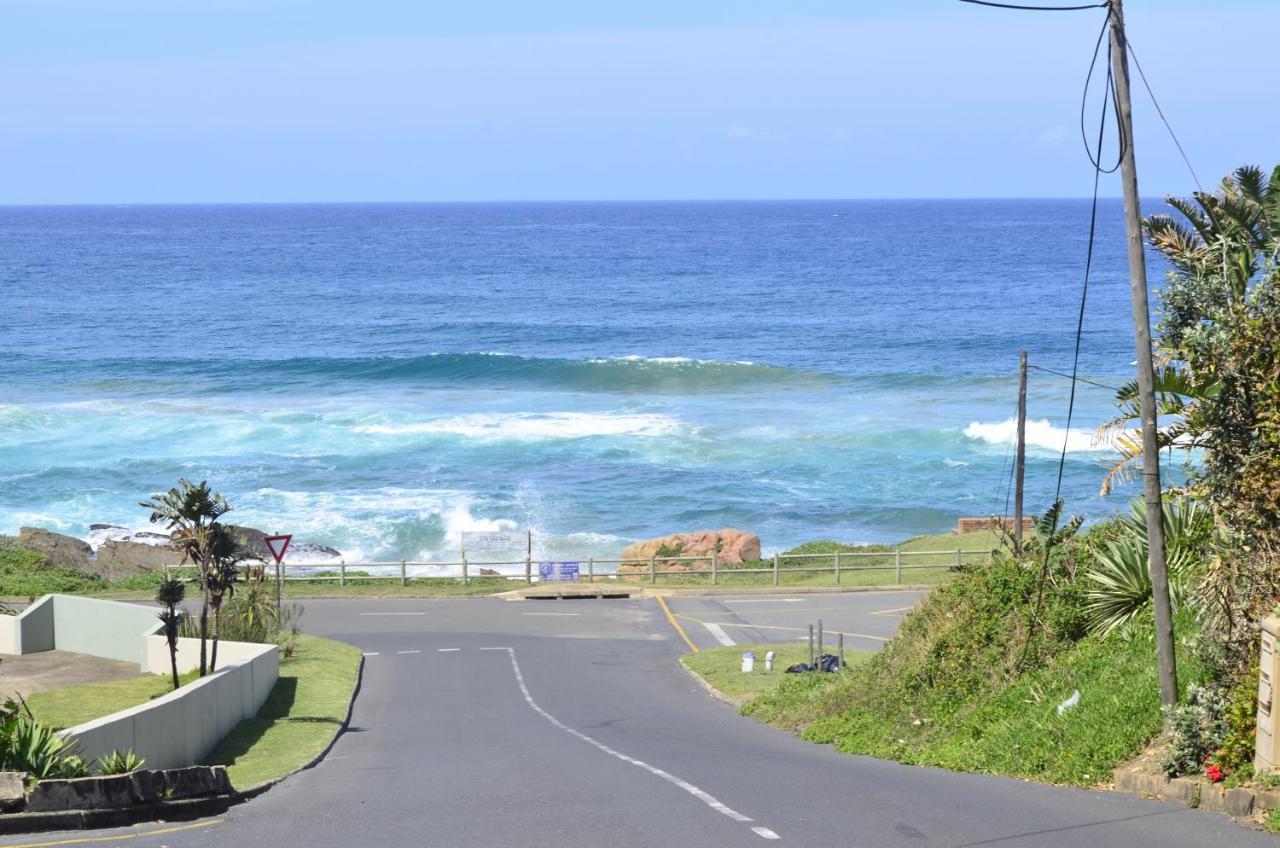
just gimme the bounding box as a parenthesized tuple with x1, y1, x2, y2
(1113, 765, 1280, 821)
(0, 652, 366, 835)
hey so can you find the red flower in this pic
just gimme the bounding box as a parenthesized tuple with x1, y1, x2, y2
(1205, 764, 1224, 783)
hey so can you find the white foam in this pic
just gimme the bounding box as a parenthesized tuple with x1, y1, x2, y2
(354, 412, 681, 441)
(964, 418, 1104, 453)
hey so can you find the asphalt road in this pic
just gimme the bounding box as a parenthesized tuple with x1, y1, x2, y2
(5, 593, 1274, 847)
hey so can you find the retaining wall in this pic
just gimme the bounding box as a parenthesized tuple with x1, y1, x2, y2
(0, 595, 160, 666)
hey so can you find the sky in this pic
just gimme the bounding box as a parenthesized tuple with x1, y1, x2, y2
(1, 0, 1276, 204)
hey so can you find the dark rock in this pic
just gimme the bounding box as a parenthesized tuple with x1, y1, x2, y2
(13, 528, 92, 570)
(0, 772, 25, 812)
(478, 568, 500, 576)
(24, 774, 148, 813)
(161, 766, 231, 800)
(94, 540, 184, 578)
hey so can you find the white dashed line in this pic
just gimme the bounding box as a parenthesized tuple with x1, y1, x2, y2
(438, 648, 461, 652)
(397, 650, 421, 654)
(359, 612, 427, 616)
(723, 599, 805, 604)
(496, 646, 773, 840)
(522, 612, 581, 616)
(362, 652, 380, 656)
(703, 622, 736, 646)
(870, 606, 914, 617)
(752, 827, 781, 840)
(478, 646, 512, 651)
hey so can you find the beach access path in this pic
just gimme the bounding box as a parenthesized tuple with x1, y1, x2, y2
(3, 593, 1269, 848)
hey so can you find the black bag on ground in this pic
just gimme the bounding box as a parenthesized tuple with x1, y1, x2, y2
(785, 663, 812, 673)
(816, 653, 841, 672)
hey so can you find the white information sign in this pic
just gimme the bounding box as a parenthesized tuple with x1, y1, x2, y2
(461, 530, 527, 554)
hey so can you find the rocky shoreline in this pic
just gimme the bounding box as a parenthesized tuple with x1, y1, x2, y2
(0, 525, 344, 579)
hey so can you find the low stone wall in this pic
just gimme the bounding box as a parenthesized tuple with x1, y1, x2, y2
(65, 639, 278, 770)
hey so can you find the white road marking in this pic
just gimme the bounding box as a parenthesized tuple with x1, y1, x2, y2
(723, 598, 805, 604)
(497, 647, 771, 838)
(753, 827, 781, 840)
(706, 621, 888, 642)
(362, 652, 380, 656)
(397, 650, 421, 654)
(522, 612, 581, 616)
(359, 612, 427, 616)
(479, 646, 512, 651)
(703, 622, 736, 646)
(438, 648, 461, 652)
(870, 605, 914, 617)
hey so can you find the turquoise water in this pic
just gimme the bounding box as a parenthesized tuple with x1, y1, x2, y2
(0, 200, 1164, 562)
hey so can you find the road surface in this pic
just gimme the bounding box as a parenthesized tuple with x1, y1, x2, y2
(4, 594, 1272, 847)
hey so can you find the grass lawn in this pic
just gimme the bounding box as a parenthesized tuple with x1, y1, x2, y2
(203, 634, 362, 789)
(25, 669, 200, 730)
(682, 643, 870, 703)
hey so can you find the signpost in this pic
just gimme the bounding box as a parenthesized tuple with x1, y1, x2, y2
(461, 529, 533, 583)
(264, 534, 292, 611)
(537, 561, 579, 583)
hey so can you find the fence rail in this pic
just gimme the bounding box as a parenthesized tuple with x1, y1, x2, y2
(163, 547, 993, 588)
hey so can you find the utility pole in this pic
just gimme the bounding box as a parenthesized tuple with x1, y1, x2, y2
(1014, 351, 1027, 551)
(1108, 0, 1178, 707)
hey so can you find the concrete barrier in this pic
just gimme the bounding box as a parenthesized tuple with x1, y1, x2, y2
(64, 640, 278, 770)
(0, 594, 281, 770)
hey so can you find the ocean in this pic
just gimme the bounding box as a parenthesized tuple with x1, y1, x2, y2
(0, 200, 1168, 564)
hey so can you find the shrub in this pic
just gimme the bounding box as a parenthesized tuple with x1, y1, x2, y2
(1160, 684, 1229, 777)
(95, 750, 145, 775)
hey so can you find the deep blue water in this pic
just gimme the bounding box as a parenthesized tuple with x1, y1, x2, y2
(0, 200, 1166, 563)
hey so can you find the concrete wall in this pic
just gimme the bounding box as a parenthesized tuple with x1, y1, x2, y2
(50, 595, 163, 666)
(65, 640, 279, 770)
(0, 594, 282, 771)
(0, 595, 56, 655)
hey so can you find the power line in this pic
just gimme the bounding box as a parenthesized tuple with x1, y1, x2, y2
(1126, 38, 1203, 193)
(1027, 364, 1121, 392)
(958, 0, 1107, 10)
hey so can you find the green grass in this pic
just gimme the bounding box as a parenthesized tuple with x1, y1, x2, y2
(25, 669, 201, 730)
(682, 643, 869, 702)
(202, 634, 362, 789)
(728, 547, 1205, 787)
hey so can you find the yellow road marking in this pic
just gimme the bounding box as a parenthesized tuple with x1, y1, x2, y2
(1, 819, 223, 848)
(673, 613, 888, 642)
(656, 595, 699, 652)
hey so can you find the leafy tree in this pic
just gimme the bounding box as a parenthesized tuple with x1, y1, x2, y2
(205, 524, 259, 671)
(155, 577, 186, 690)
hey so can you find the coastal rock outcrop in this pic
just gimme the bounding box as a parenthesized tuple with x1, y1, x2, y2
(13, 527, 93, 570)
(94, 540, 185, 579)
(617, 528, 761, 577)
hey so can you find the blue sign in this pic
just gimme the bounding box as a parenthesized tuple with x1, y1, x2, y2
(538, 561, 580, 582)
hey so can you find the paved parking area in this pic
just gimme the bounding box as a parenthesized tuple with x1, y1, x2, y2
(0, 650, 140, 699)
(663, 589, 925, 651)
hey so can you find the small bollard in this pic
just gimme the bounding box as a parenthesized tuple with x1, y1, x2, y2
(741, 651, 756, 673)
(764, 650, 775, 672)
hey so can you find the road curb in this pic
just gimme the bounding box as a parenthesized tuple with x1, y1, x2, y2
(0, 653, 366, 835)
(678, 658, 747, 709)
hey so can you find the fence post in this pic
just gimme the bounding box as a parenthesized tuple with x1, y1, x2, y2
(400, 560, 407, 586)
(957, 547, 963, 570)
(711, 551, 718, 586)
(773, 553, 780, 586)
(818, 618, 824, 659)
(462, 555, 469, 586)
(834, 550, 841, 585)
(588, 557, 594, 584)
(525, 555, 532, 584)
(649, 554, 657, 585)
(895, 549, 902, 583)
(340, 559, 346, 587)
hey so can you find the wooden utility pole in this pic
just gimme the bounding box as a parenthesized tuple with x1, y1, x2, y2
(1014, 351, 1028, 550)
(1108, 0, 1178, 707)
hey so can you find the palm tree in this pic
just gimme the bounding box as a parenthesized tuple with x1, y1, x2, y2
(141, 479, 231, 676)
(206, 523, 256, 672)
(155, 578, 186, 690)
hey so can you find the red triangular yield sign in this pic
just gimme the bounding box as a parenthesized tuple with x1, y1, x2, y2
(264, 534, 292, 564)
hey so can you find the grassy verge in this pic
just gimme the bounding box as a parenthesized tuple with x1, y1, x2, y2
(684, 548, 1204, 788)
(682, 643, 869, 702)
(202, 634, 361, 789)
(25, 669, 201, 730)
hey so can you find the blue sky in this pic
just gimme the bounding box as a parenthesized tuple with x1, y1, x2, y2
(1, 1, 1275, 203)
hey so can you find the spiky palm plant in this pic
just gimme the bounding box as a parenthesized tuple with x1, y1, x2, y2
(155, 577, 186, 690)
